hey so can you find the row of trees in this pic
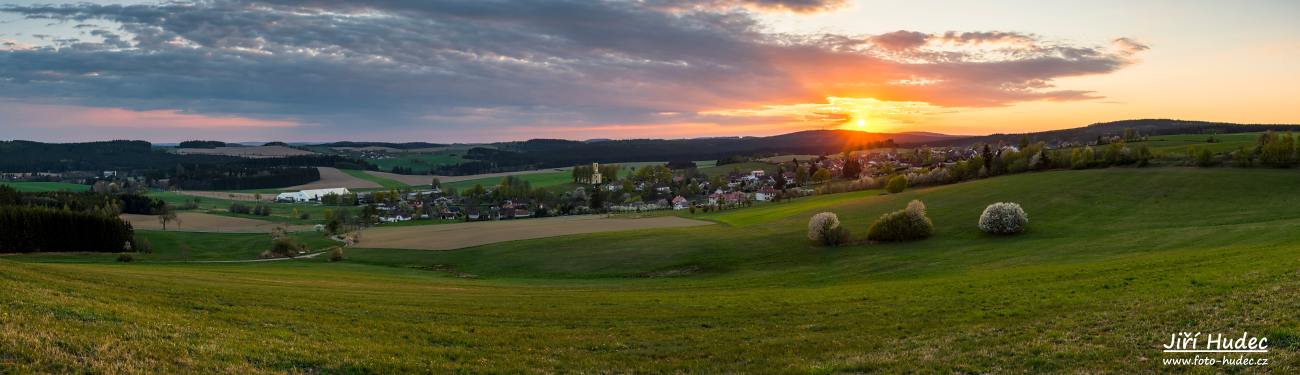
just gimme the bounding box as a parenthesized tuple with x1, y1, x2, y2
(0, 186, 166, 216)
(229, 203, 272, 216)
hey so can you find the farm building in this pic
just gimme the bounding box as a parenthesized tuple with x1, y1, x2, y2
(276, 188, 350, 203)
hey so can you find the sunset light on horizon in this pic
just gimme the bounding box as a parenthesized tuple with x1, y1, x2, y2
(1, 0, 1297, 142)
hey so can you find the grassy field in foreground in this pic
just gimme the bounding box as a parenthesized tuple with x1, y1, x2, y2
(3, 167, 1300, 373)
(0, 181, 90, 192)
(2, 230, 338, 263)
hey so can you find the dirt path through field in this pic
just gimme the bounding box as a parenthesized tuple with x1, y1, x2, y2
(360, 215, 712, 250)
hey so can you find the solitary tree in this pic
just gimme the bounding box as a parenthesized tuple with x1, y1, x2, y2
(842, 158, 862, 179)
(157, 204, 179, 230)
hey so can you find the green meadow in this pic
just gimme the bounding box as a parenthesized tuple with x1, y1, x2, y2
(369, 152, 467, 174)
(699, 161, 776, 177)
(1137, 132, 1261, 154)
(0, 182, 91, 192)
(147, 191, 355, 224)
(442, 170, 574, 191)
(3, 167, 1299, 373)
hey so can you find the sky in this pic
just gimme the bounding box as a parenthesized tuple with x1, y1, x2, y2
(0, 0, 1297, 143)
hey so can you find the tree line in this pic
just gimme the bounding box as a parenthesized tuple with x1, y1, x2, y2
(0, 185, 136, 253)
(168, 166, 321, 190)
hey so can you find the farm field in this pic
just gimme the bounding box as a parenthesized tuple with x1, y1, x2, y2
(1136, 132, 1261, 153)
(0, 182, 90, 192)
(368, 152, 466, 174)
(148, 191, 352, 224)
(441, 170, 573, 191)
(284, 167, 382, 190)
(699, 161, 776, 177)
(174, 190, 275, 201)
(338, 169, 408, 189)
(360, 215, 713, 251)
(3, 168, 1300, 372)
(120, 212, 311, 233)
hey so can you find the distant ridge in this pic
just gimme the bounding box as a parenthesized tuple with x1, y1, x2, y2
(313, 141, 447, 149)
(926, 119, 1300, 147)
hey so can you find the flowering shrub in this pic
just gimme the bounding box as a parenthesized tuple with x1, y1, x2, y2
(885, 175, 908, 193)
(867, 200, 933, 241)
(905, 168, 952, 186)
(807, 212, 849, 246)
(978, 202, 1028, 234)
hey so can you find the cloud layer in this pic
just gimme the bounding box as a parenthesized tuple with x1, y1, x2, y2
(0, 0, 1145, 140)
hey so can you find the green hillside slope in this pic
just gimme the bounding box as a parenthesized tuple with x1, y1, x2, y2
(2, 168, 1297, 373)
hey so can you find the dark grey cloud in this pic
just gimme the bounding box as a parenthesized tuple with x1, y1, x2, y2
(0, 0, 1146, 135)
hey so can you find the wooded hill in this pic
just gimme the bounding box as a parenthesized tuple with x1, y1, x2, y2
(927, 119, 1300, 147)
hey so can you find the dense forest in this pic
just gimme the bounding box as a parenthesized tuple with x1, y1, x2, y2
(167, 166, 321, 190)
(0, 140, 378, 189)
(0, 140, 237, 172)
(177, 140, 228, 148)
(0, 186, 138, 253)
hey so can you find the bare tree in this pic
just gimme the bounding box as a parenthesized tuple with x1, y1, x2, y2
(157, 204, 179, 230)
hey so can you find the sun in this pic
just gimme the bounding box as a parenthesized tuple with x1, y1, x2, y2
(856, 118, 866, 128)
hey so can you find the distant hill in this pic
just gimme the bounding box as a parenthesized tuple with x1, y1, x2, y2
(0, 140, 236, 172)
(482, 130, 963, 168)
(314, 141, 447, 149)
(928, 119, 1300, 147)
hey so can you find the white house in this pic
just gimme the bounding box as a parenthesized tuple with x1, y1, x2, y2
(672, 195, 689, 210)
(276, 187, 351, 203)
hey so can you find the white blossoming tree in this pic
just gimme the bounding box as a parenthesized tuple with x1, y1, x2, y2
(807, 212, 848, 246)
(978, 202, 1029, 234)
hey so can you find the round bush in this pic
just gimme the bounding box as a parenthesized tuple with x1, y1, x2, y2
(867, 200, 933, 242)
(978, 202, 1028, 234)
(807, 212, 848, 246)
(329, 246, 345, 262)
(885, 175, 908, 194)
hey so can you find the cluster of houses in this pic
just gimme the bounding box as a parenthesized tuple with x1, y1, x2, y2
(267, 143, 1039, 223)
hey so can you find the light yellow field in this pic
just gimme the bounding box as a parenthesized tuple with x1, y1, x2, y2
(286, 167, 382, 190)
(120, 212, 310, 233)
(360, 215, 712, 250)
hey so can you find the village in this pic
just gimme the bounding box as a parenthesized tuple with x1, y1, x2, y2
(260, 143, 1037, 225)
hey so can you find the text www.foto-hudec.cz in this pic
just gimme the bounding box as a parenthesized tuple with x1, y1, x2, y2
(1162, 332, 1269, 366)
